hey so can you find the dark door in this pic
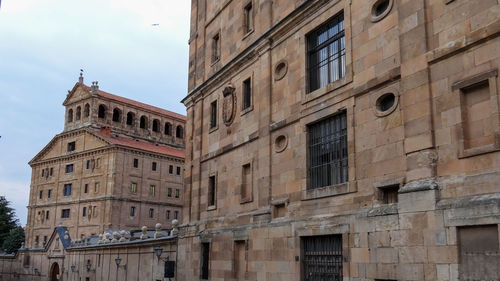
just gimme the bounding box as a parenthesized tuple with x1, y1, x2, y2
(50, 262, 60, 281)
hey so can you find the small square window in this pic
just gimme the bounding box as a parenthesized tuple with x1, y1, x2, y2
(152, 162, 157, 171)
(61, 209, 70, 218)
(382, 186, 399, 204)
(67, 141, 76, 152)
(133, 158, 139, 168)
(65, 164, 74, 173)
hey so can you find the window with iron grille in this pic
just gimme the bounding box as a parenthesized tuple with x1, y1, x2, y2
(302, 235, 343, 281)
(61, 209, 70, 218)
(307, 13, 345, 93)
(65, 164, 73, 173)
(308, 112, 348, 189)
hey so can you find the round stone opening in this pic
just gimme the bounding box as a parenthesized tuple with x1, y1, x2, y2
(371, 0, 393, 22)
(376, 93, 396, 113)
(274, 135, 288, 152)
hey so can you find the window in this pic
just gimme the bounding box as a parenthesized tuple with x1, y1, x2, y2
(131, 183, 137, 193)
(48, 189, 52, 198)
(112, 108, 121, 122)
(45, 210, 49, 220)
(39, 190, 43, 199)
(149, 208, 154, 218)
(169, 165, 173, 174)
(67, 108, 73, 123)
(307, 13, 345, 92)
(242, 78, 252, 110)
(166, 210, 171, 219)
(130, 206, 136, 217)
(303, 235, 343, 280)
(94, 182, 99, 193)
(84, 103, 90, 117)
(382, 186, 399, 204)
(98, 105, 106, 118)
(234, 240, 247, 280)
(175, 189, 180, 198)
(50, 167, 53, 176)
(63, 184, 72, 196)
(152, 162, 157, 171)
(35, 236, 39, 245)
(76, 106, 81, 120)
(243, 2, 253, 34)
(165, 123, 172, 135)
(152, 119, 160, 132)
(140, 116, 147, 129)
(210, 100, 217, 129)
(176, 166, 181, 175)
(308, 112, 348, 189)
(241, 163, 252, 202)
(133, 158, 139, 168)
(168, 188, 172, 197)
(43, 236, 47, 245)
(126, 112, 135, 126)
(174, 210, 178, 220)
(150, 185, 156, 196)
(212, 33, 220, 63)
(86, 160, 90, 170)
(67, 141, 76, 152)
(41, 169, 45, 177)
(83, 207, 87, 217)
(461, 81, 493, 149)
(200, 242, 210, 279)
(61, 209, 70, 218)
(176, 125, 184, 138)
(208, 176, 216, 208)
(65, 164, 74, 173)
(84, 184, 88, 194)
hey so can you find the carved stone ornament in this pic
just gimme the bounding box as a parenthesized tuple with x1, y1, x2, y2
(222, 84, 237, 126)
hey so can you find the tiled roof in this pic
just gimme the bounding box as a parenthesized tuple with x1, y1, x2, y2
(91, 128, 185, 159)
(80, 83, 186, 121)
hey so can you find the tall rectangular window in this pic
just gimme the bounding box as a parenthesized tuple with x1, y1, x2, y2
(133, 158, 139, 168)
(177, 166, 181, 175)
(39, 190, 43, 199)
(208, 176, 216, 208)
(131, 183, 137, 193)
(67, 141, 76, 152)
(169, 165, 173, 174)
(41, 169, 45, 177)
(65, 164, 74, 173)
(166, 210, 171, 220)
(150, 185, 156, 196)
(200, 242, 210, 279)
(210, 100, 217, 129)
(307, 13, 345, 92)
(48, 189, 52, 198)
(61, 209, 70, 218)
(84, 184, 88, 194)
(168, 188, 172, 197)
(50, 167, 53, 176)
(212, 33, 220, 63)
(63, 184, 72, 196)
(303, 235, 343, 280)
(308, 112, 348, 189)
(45, 210, 49, 220)
(86, 160, 90, 169)
(130, 206, 136, 217)
(175, 189, 180, 198)
(82, 207, 87, 217)
(174, 210, 178, 220)
(242, 78, 251, 110)
(152, 162, 157, 171)
(244, 2, 253, 34)
(241, 163, 252, 202)
(149, 208, 154, 218)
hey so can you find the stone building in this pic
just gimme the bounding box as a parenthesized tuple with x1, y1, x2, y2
(25, 75, 186, 249)
(178, 0, 500, 280)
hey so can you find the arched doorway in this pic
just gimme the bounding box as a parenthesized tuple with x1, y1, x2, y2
(50, 262, 61, 281)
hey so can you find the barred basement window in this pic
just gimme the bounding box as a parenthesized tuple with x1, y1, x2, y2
(307, 12, 345, 93)
(302, 235, 343, 280)
(308, 112, 348, 189)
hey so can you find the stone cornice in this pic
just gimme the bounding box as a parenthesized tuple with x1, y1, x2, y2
(28, 195, 183, 208)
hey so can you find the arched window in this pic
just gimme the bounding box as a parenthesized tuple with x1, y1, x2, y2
(152, 119, 160, 132)
(140, 116, 148, 129)
(176, 125, 183, 138)
(126, 112, 135, 126)
(164, 123, 172, 135)
(67, 109, 73, 123)
(112, 108, 121, 122)
(98, 105, 106, 119)
(75, 106, 81, 121)
(84, 104, 90, 118)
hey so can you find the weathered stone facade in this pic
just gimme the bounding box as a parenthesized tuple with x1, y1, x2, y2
(25, 78, 186, 249)
(179, 0, 500, 280)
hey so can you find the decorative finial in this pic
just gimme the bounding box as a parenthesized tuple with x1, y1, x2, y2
(79, 69, 84, 84)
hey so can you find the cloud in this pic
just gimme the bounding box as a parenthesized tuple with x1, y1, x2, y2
(0, 178, 30, 226)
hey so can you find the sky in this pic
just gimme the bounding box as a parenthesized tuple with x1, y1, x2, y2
(0, 0, 191, 226)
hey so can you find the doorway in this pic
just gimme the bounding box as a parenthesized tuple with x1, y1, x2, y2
(50, 262, 60, 281)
